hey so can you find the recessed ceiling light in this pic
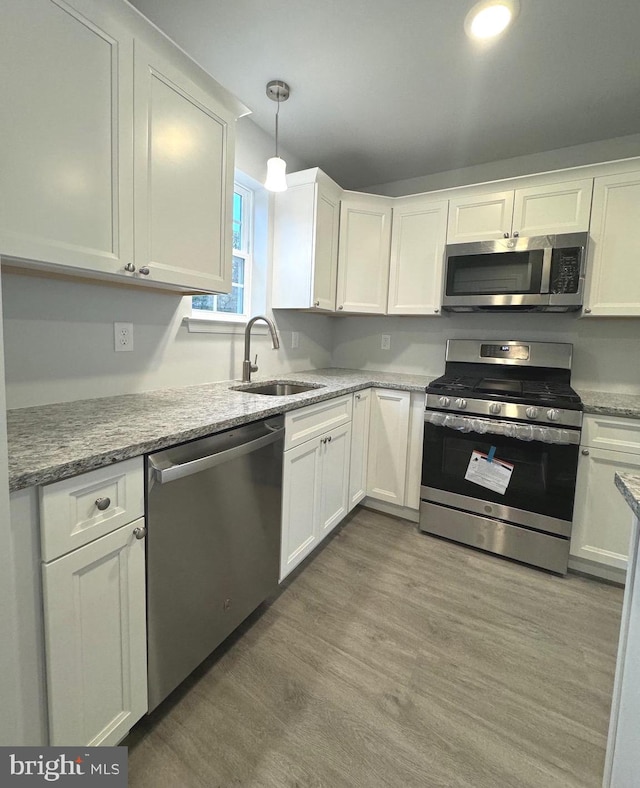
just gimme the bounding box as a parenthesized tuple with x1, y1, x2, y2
(465, 0, 519, 40)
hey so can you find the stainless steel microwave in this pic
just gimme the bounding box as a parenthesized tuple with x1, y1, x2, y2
(441, 232, 588, 312)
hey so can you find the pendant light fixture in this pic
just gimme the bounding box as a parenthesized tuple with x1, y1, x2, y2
(264, 80, 290, 192)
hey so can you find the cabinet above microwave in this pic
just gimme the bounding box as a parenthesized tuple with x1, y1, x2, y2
(442, 233, 588, 313)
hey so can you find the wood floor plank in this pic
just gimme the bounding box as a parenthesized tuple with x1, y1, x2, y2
(127, 508, 623, 787)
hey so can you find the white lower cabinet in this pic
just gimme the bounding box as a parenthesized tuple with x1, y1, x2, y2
(366, 389, 411, 505)
(571, 415, 640, 575)
(281, 398, 353, 581)
(349, 389, 372, 510)
(39, 458, 147, 745)
(43, 519, 147, 745)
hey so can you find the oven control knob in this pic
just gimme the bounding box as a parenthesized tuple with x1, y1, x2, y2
(546, 408, 561, 422)
(455, 398, 468, 410)
(489, 403, 501, 415)
(438, 396, 451, 408)
(526, 406, 539, 420)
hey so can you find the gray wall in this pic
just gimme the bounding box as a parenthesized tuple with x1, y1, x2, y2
(331, 313, 640, 393)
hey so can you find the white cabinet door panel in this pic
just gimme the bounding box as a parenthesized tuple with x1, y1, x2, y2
(571, 449, 640, 570)
(313, 186, 341, 310)
(337, 194, 392, 313)
(447, 191, 514, 243)
(134, 42, 234, 292)
(280, 439, 321, 580)
(367, 389, 411, 505)
(584, 171, 640, 316)
(512, 179, 593, 236)
(319, 423, 351, 536)
(349, 390, 371, 510)
(0, 0, 134, 273)
(43, 519, 147, 746)
(388, 197, 448, 315)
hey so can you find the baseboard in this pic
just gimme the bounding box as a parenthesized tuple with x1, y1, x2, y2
(568, 555, 626, 586)
(360, 497, 420, 523)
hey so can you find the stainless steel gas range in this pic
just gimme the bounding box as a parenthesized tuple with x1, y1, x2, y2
(420, 340, 583, 574)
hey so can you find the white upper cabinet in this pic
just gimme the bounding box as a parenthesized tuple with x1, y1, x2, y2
(387, 196, 448, 315)
(133, 41, 234, 292)
(336, 192, 392, 313)
(0, 0, 134, 274)
(447, 179, 593, 243)
(583, 171, 640, 317)
(447, 190, 514, 243)
(0, 0, 243, 293)
(512, 179, 593, 237)
(272, 168, 342, 311)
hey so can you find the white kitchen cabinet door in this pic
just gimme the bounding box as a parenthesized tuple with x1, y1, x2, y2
(134, 41, 235, 292)
(583, 171, 640, 317)
(280, 438, 322, 581)
(446, 191, 514, 243)
(367, 389, 411, 505)
(349, 390, 372, 510)
(571, 448, 640, 571)
(272, 169, 342, 311)
(0, 0, 134, 275)
(512, 179, 593, 237)
(337, 193, 392, 313)
(319, 423, 352, 536)
(387, 197, 448, 315)
(42, 518, 147, 746)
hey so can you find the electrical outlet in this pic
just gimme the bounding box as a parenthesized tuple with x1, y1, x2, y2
(114, 322, 133, 352)
(291, 331, 299, 349)
(381, 334, 391, 350)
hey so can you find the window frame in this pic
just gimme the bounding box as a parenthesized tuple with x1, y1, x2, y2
(190, 181, 254, 324)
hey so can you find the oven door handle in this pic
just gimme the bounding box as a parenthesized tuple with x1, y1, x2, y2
(424, 410, 580, 445)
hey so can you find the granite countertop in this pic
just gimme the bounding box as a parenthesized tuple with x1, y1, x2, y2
(615, 473, 640, 520)
(578, 389, 640, 420)
(7, 368, 432, 492)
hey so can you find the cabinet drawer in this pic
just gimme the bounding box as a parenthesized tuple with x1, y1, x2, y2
(582, 415, 640, 455)
(285, 395, 352, 450)
(40, 457, 144, 562)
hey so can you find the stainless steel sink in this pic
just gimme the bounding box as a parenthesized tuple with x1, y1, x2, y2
(231, 381, 324, 396)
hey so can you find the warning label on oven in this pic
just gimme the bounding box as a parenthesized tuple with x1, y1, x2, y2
(464, 449, 514, 495)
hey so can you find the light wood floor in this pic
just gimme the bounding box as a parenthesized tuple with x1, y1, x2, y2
(126, 508, 623, 788)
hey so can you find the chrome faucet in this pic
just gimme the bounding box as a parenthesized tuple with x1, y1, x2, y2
(242, 315, 280, 382)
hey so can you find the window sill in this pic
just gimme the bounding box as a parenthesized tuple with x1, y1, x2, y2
(183, 316, 268, 335)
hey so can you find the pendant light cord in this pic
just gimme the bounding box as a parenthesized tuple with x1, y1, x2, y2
(274, 95, 280, 158)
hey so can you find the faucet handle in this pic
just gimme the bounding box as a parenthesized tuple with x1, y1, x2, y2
(251, 354, 258, 373)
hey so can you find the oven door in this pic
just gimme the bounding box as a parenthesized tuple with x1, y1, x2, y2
(421, 411, 580, 536)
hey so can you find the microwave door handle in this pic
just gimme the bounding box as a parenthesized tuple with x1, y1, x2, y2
(540, 247, 552, 294)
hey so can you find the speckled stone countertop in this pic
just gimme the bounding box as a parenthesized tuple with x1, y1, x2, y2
(615, 473, 640, 520)
(7, 368, 432, 492)
(578, 389, 640, 419)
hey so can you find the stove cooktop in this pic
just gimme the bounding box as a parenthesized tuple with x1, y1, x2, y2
(426, 375, 583, 410)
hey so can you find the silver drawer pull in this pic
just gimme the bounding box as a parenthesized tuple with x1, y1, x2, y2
(95, 497, 111, 511)
(133, 526, 147, 540)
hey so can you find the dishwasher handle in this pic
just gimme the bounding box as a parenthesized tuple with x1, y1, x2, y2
(151, 426, 285, 484)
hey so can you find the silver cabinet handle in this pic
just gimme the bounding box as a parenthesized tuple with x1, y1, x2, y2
(582, 449, 590, 456)
(314, 300, 320, 307)
(338, 305, 344, 310)
(355, 394, 361, 400)
(434, 308, 440, 313)
(95, 497, 111, 511)
(584, 307, 592, 314)
(133, 526, 147, 540)
(513, 231, 519, 237)
(139, 267, 150, 276)
(503, 232, 510, 238)
(124, 263, 136, 273)
(327, 435, 332, 442)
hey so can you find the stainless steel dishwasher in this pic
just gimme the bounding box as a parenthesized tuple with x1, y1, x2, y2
(145, 415, 284, 711)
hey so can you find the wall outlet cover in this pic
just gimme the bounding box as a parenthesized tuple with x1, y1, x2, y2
(381, 334, 391, 350)
(114, 322, 133, 352)
(291, 331, 299, 349)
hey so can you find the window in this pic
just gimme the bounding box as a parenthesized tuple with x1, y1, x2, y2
(191, 182, 253, 321)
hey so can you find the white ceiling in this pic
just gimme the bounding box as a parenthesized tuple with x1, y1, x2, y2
(129, 0, 640, 190)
